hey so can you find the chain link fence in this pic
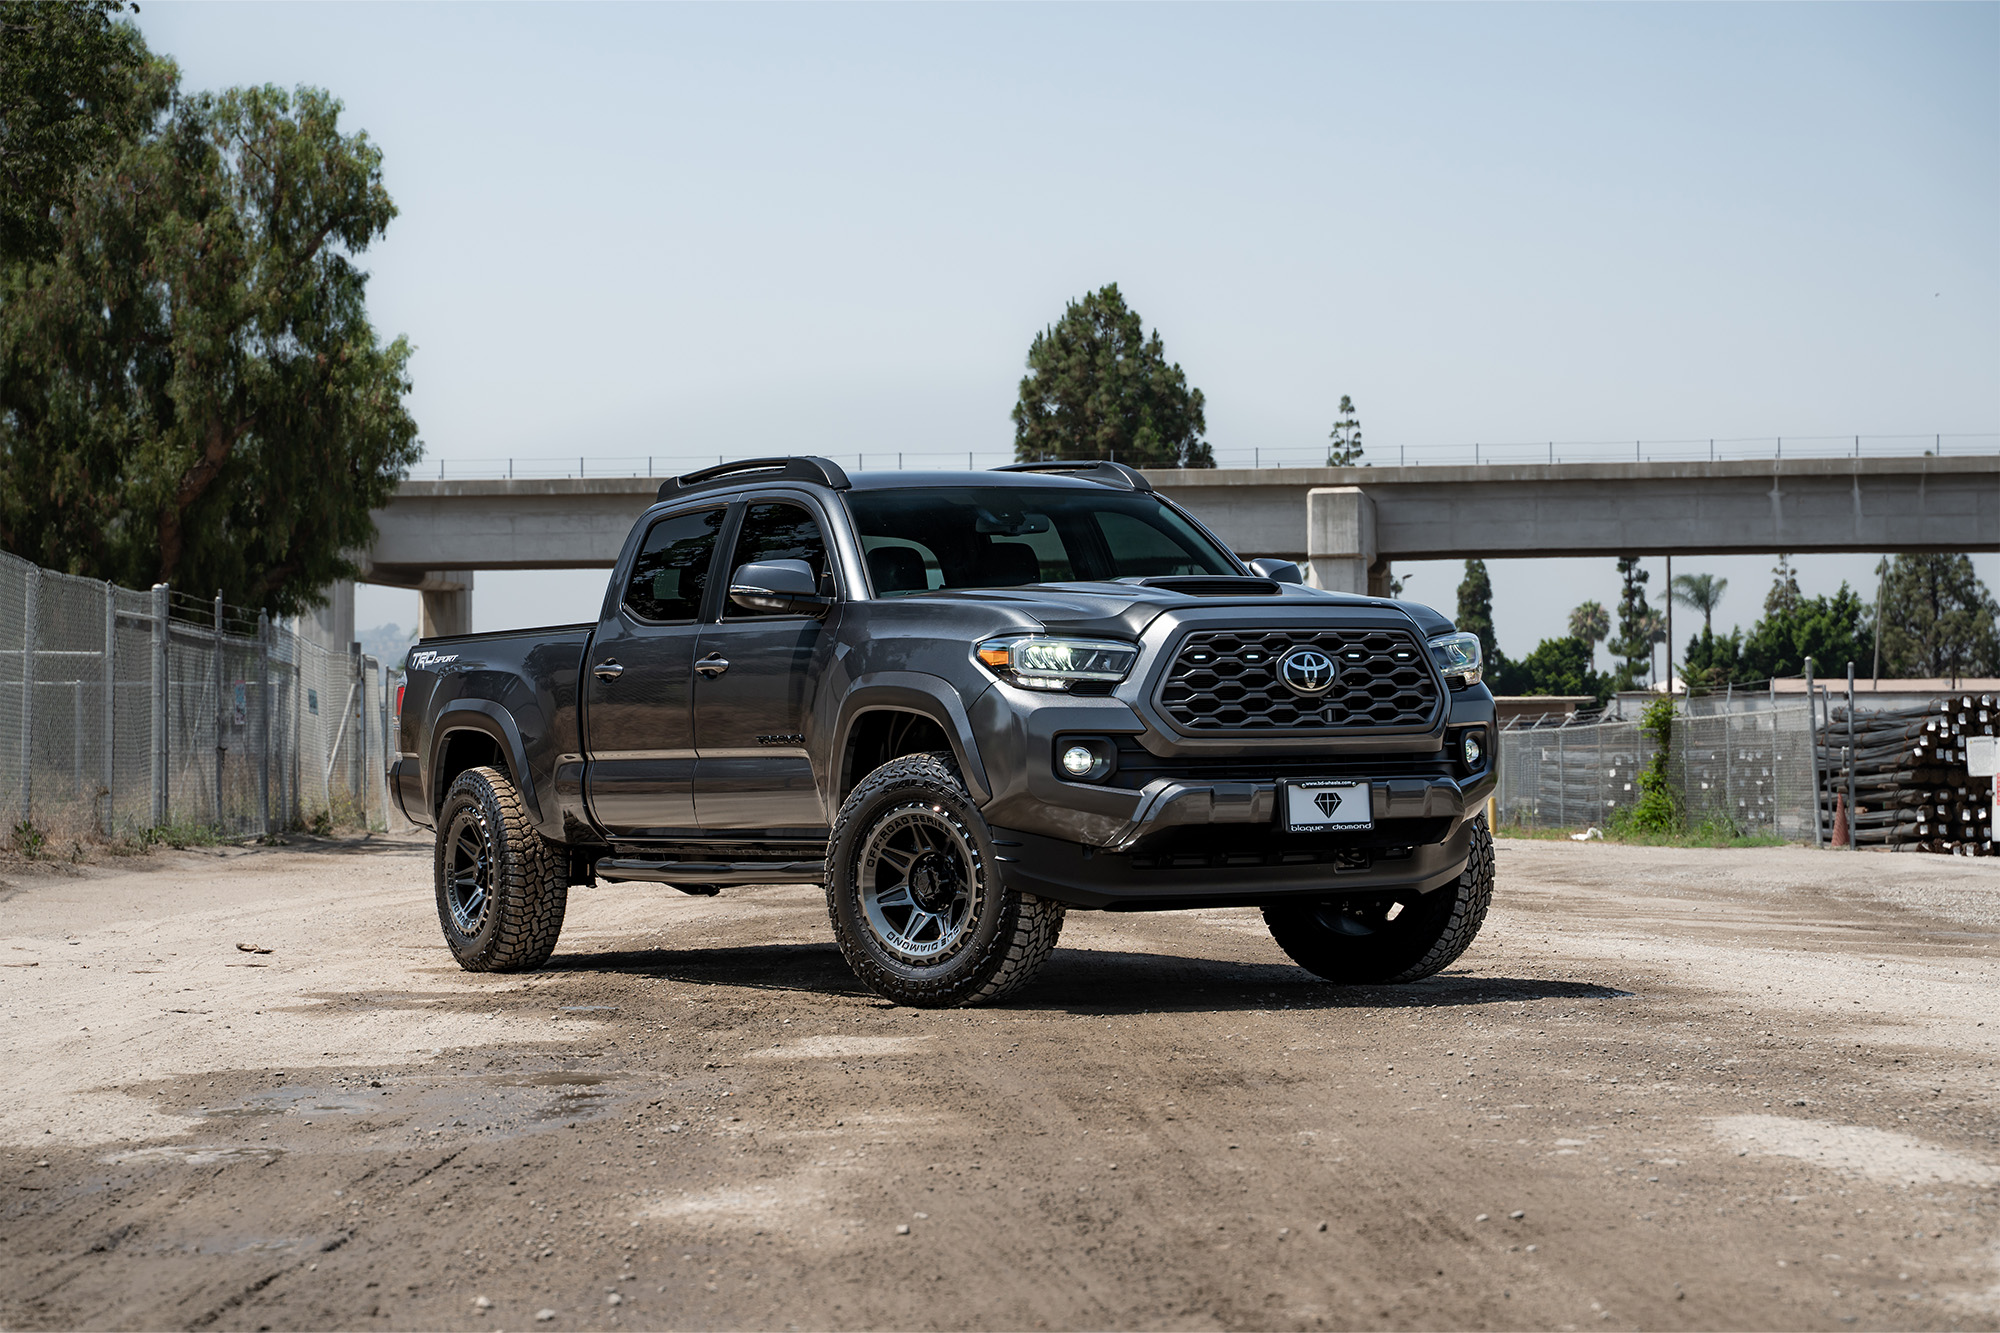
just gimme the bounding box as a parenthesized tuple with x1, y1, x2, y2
(0, 549, 397, 843)
(1496, 698, 1820, 840)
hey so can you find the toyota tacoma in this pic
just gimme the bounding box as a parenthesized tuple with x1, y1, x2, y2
(392, 457, 1497, 1007)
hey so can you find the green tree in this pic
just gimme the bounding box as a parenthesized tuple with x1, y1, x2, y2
(0, 0, 160, 265)
(1764, 555, 1801, 616)
(1736, 585, 1871, 681)
(1670, 571, 1728, 636)
(1496, 635, 1606, 702)
(1606, 557, 1657, 689)
(1875, 554, 2000, 679)
(1681, 626, 1743, 693)
(1455, 558, 1497, 669)
(0, 53, 421, 613)
(1326, 394, 1363, 466)
(1011, 283, 1212, 469)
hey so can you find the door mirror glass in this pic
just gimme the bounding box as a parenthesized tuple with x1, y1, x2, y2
(1246, 557, 1304, 584)
(729, 559, 828, 615)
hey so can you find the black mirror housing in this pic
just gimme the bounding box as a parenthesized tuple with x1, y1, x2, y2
(729, 559, 831, 615)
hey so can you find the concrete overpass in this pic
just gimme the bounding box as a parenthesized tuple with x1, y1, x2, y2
(357, 455, 1998, 635)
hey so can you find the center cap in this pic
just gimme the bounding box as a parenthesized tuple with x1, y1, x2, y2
(909, 854, 957, 911)
(1278, 646, 1338, 697)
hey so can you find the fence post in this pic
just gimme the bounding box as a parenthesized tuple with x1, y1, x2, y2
(18, 565, 37, 825)
(150, 583, 169, 826)
(102, 582, 115, 834)
(1845, 662, 1857, 850)
(1804, 658, 1822, 846)
(212, 591, 225, 828)
(257, 610, 272, 835)
(1555, 727, 1566, 827)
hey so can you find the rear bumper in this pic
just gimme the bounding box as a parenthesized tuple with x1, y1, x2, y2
(389, 756, 429, 829)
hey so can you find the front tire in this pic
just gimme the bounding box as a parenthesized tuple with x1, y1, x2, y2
(1263, 816, 1494, 984)
(826, 752, 1064, 1007)
(434, 765, 569, 971)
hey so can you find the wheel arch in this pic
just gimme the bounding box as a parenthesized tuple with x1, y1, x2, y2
(428, 702, 542, 825)
(833, 677, 992, 806)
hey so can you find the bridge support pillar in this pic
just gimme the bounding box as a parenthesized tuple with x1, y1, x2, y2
(418, 571, 474, 638)
(1305, 487, 1376, 594)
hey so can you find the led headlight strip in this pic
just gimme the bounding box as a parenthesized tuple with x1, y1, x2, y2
(975, 636, 1138, 692)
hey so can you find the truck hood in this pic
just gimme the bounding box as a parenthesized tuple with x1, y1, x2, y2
(891, 579, 1456, 641)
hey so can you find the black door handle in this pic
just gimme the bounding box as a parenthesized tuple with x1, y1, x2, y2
(695, 653, 730, 679)
(593, 660, 624, 682)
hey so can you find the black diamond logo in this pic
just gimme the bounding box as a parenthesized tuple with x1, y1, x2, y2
(1315, 791, 1343, 817)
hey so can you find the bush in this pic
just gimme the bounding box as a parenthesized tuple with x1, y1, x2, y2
(1626, 696, 1681, 835)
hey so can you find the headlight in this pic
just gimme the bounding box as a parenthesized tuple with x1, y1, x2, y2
(1428, 631, 1483, 688)
(976, 636, 1138, 692)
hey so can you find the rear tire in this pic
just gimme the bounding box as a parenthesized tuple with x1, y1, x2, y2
(1263, 816, 1494, 984)
(434, 765, 568, 971)
(826, 752, 1064, 1007)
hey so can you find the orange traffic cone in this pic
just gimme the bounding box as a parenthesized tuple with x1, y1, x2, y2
(1832, 791, 1851, 848)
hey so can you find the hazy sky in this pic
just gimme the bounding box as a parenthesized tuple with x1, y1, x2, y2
(134, 2, 2000, 662)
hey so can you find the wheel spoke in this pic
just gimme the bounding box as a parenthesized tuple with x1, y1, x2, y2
(875, 883, 915, 911)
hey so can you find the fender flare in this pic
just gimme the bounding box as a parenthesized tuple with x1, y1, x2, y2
(429, 700, 543, 826)
(833, 674, 993, 805)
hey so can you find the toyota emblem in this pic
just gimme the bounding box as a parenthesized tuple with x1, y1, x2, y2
(1278, 647, 1337, 697)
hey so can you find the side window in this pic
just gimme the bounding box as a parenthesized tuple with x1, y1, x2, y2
(623, 508, 726, 622)
(726, 502, 828, 619)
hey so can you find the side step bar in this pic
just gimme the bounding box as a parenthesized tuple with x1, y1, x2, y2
(593, 858, 826, 886)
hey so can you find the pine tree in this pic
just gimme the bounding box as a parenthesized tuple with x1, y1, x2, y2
(1606, 557, 1656, 689)
(1875, 554, 2000, 679)
(1326, 396, 1364, 466)
(1011, 284, 1212, 468)
(1765, 555, 1802, 616)
(1455, 559, 1498, 668)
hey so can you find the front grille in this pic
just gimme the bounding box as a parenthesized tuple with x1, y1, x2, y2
(1158, 628, 1441, 732)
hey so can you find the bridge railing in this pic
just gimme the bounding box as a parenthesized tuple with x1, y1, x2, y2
(404, 432, 1997, 480)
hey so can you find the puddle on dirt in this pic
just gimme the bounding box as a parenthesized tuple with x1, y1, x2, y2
(501, 1072, 617, 1087)
(533, 1089, 610, 1121)
(193, 1085, 380, 1119)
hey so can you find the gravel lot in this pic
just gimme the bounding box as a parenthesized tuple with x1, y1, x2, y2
(2, 833, 1996, 1331)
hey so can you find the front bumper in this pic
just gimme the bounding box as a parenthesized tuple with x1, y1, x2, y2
(991, 815, 1481, 911)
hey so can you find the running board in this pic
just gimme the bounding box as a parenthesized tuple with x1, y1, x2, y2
(593, 858, 826, 886)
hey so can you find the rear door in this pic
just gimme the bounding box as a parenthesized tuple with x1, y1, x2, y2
(691, 497, 840, 835)
(582, 505, 726, 838)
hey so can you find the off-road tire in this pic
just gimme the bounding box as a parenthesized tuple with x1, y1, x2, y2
(1263, 815, 1494, 985)
(826, 752, 1064, 1007)
(434, 765, 569, 972)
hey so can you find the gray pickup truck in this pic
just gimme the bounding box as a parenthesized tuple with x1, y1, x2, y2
(392, 457, 1497, 1007)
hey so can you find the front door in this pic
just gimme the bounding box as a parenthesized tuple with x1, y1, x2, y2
(582, 505, 726, 838)
(692, 498, 838, 835)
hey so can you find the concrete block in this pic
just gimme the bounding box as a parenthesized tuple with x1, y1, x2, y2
(1306, 487, 1376, 593)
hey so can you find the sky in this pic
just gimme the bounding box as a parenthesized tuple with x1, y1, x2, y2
(133, 2, 2000, 664)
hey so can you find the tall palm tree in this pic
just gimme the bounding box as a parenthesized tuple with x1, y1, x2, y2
(1568, 600, 1610, 672)
(1568, 600, 1610, 647)
(1671, 572, 1728, 637)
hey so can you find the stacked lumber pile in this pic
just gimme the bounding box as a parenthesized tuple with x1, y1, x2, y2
(1819, 694, 1996, 855)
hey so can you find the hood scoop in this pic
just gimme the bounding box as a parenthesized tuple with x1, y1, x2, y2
(1129, 576, 1281, 597)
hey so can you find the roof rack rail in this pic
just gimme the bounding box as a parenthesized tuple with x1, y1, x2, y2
(991, 460, 1152, 492)
(657, 456, 851, 502)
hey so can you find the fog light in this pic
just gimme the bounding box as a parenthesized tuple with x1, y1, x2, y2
(1061, 744, 1097, 778)
(1462, 731, 1483, 767)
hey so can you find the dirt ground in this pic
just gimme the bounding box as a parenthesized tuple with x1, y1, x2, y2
(2, 832, 1997, 1332)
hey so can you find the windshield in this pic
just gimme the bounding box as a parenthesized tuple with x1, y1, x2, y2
(845, 486, 1239, 596)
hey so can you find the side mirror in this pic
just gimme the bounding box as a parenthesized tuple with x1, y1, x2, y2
(729, 559, 831, 616)
(1246, 557, 1304, 584)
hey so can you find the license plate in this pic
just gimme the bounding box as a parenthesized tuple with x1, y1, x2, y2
(1282, 780, 1374, 832)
